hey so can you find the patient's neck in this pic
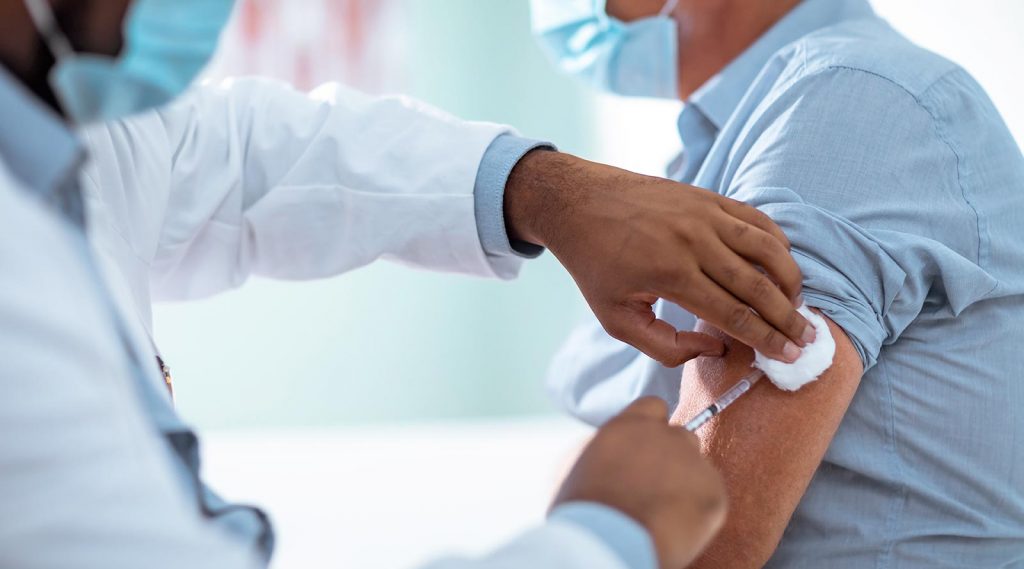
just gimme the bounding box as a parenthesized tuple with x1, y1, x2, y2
(674, 0, 801, 99)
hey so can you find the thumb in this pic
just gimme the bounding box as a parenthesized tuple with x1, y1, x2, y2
(604, 302, 726, 368)
(618, 396, 671, 421)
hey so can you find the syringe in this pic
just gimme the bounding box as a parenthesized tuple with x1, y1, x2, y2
(684, 369, 764, 432)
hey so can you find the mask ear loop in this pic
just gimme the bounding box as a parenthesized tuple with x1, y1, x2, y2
(659, 0, 680, 17)
(23, 0, 74, 61)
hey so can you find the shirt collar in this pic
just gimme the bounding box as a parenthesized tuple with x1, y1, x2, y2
(0, 66, 83, 198)
(688, 0, 877, 130)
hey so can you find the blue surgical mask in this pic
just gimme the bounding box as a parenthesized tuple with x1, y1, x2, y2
(531, 0, 679, 99)
(24, 0, 236, 125)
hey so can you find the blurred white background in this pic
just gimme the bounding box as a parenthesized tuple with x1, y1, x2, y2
(149, 1, 1023, 567)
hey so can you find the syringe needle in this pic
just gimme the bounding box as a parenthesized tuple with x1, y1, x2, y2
(683, 370, 764, 432)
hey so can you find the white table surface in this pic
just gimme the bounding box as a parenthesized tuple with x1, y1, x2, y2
(201, 417, 594, 568)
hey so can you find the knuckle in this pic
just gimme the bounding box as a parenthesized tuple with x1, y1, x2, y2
(677, 225, 701, 247)
(777, 229, 792, 250)
(763, 328, 786, 351)
(760, 231, 781, 251)
(732, 221, 751, 239)
(604, 319, 628, 341)
(750, 275, 774, 300)
(718, 264, 741, 286)
(728, 305, 754, 331)
(661, 265, 691, 290)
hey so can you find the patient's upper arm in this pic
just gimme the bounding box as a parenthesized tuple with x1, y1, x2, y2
(670, 312, 863, 568)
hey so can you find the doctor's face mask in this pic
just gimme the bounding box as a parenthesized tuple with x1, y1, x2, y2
(23, 0, 236, 125)
(530, 0, 680, 99)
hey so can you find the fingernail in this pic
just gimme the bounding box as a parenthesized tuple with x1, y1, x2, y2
(801, 324, 817, 345)
(783, 342, 801, 362)
(793, 294, 805, 308)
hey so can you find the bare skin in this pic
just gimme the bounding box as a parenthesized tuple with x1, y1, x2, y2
(669, 314, 863, 567)
(606, 0, 802, 98)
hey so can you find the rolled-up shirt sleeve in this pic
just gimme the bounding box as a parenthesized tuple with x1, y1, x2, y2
(723, 67, 998, 370)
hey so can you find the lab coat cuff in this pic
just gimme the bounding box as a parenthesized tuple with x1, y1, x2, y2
(473, 134, 555, 260)
(549, 502, 658, 569)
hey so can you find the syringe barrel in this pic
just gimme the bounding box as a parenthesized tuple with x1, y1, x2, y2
(684, 409, 716, 432)
(715, 379, 753, 409)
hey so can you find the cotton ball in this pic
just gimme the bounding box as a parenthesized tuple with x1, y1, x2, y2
(754, 304, 835, 391)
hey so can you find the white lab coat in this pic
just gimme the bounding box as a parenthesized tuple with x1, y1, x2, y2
(0, 78, 630, 569)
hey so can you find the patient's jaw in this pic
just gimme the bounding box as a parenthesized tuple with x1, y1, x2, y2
(606, 0, 803, 99)
(669, 313, 862, 568)
(673, 0, 799, 98)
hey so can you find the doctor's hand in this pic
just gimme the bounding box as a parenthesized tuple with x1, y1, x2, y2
(505, 150, 813, 366)
(552, 397, 727, 569)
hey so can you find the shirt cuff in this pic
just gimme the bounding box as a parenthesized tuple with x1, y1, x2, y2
(473, 134, 556, 259)
(549, 502, 658, 569)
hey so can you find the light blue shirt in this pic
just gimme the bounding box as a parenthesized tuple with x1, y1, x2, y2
(547, 0, 1024, 566)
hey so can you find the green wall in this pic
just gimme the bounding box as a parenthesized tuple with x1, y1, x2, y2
(157, 1, 598, 429)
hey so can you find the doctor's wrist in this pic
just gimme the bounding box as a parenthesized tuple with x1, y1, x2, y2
(503, 149, 585, 251)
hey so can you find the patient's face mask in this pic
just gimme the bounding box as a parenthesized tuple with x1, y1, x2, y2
(530, 0, 679, 99)
(23, 0, 235, 125)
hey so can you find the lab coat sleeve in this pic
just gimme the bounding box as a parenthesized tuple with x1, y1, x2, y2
(0, 174, 262, 569)
(92, 78, 527, 301)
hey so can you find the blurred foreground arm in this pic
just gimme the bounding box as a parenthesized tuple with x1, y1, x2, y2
(0, 182, 722, 568)
(0, 177, 261, 569)
(669, 313, 862, 567)
(425, 398, 727, 569)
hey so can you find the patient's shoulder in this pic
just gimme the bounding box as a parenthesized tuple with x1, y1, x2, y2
(784, 19, 960, 98)
(737, 17, 999, 154)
